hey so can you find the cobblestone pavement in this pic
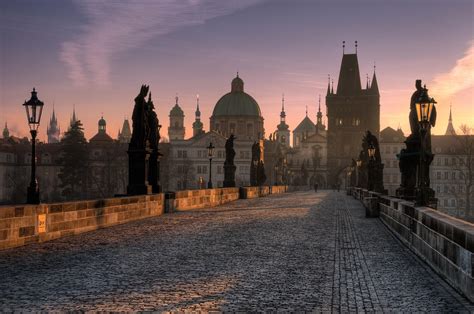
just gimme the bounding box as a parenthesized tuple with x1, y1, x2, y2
(0, 191, 472, 312)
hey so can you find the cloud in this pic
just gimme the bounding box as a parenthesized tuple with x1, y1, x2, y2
(430, 40, 474, 100)
(61, 0, 264, 86)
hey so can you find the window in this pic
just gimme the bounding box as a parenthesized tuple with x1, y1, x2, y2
(392, 146, 397, 154)
(436, 185, 441, 193)
(451, 199, 456, 207)
(444, 185, 448, 193)
(445, 158, 448, 166)
(217, 150, 224, 159)
(452, 172, 456, 180)
(444, 172, 448, 180)
(247, 124, 253, 136)
(230, 123, 236, 134)
(437, 172, 441, 180)
(444, 199, 448, 206)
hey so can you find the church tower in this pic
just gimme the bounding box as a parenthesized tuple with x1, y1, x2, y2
(315, 95, 326, 135)
(192, 94, 204, 137)
(445, 106, 456, 135)
(326, 41, 380, 185)
(69, 105, 78, 130)
(168, 96, 185, 141)
(275, 94, 290, 147)
(47, 107, 60, 143)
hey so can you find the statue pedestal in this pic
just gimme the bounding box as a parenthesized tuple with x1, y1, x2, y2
(127, 147, 152, 195)
(223, 163, 236, 187)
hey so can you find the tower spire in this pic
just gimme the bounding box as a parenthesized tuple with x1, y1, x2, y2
(342, 41, 345, 54)
(305, 105, 308, 117)
(445, 104, 456, 135)
(327, 74, 331, 96)
(331, 79, 334, 94)
(282, 93, 285, 111)
(355, 40, 358, 54)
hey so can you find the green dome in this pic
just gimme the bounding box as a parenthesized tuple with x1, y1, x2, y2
(212, 75, 262, 117)
(170, 104, 184, 116)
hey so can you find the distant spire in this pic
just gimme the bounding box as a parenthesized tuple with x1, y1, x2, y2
(370, 66, 379, 95)
(355, 40, 358, 54)
(327, 74, 331, 96)
(305, 105, 308, 117)
(331, 79, 334, 94)
(2, 122, 9, 139)
(175, 94, 178, 105)
(237, 71, 239, 78)
(282, 93, 285, 111)
(318, 94, 321, 112)
(445, 104, 456, 135)
(366, 73, 369, 89)
(342, 41, 345, 54)
(196, 94, 200, 111)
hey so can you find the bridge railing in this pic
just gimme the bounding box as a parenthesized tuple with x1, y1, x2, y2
(0, 185, 288, 251)
(348, 187, 474, 302)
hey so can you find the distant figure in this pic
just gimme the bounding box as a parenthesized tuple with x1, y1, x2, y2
(314, 183, 318, 193)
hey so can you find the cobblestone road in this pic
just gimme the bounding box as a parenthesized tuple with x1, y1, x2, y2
(0, 191, 472, 312)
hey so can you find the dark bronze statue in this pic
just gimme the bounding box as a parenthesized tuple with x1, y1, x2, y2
(130, 85, 150, 149)
(250, 141, 259, 186)
(146, 93, 162, 193)
(223, 134, 236, 187)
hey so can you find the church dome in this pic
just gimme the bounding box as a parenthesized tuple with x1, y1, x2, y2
(212, 75, 262, 117)
(98, 116, 106, 126)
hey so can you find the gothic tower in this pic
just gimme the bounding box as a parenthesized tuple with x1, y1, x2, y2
(275, 94, 290, 147)
(47, 107, 60, 143)
(326, 42, 380, 185)
(168, 96, 185, 141)
(445, 106, 456, 135)
(192, 94, 204, 137)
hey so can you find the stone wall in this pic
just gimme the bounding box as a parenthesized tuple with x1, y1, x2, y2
(0, 194, 164, 251)
(350, 187, 474, 302)
(1, 185, 288, 251)
(270, 185, 289, 194)
(172, 188, 240, 211)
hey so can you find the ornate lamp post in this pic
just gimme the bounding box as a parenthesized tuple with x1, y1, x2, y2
(23, 88, 44, 204)
(207, 142, 215, 188)
(415, 88, 436, 206)
(367, 144, 376, 191)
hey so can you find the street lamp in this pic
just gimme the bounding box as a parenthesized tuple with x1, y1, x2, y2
(207, 142, 215, 188)
(415, 87, 437, 206)
(23, 88, 44, 204)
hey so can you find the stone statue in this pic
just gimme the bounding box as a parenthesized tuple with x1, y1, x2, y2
(146, 93, 162, 193)
(250, 141, 259, 186)
(130, 85, 150, 149)
(223, 134, 236, 187)
(364, 130, 385, 193)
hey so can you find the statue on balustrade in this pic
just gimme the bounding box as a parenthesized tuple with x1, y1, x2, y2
(223, 134, 236, 187)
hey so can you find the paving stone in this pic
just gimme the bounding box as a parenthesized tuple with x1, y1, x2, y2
(0, 191, 471, 311)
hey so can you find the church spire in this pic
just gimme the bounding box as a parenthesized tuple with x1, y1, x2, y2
(370, 64, 379, 95)
(331, 79, 334, 94)
(192, 94, 203, 137)
(445, 105, 456, 135)
(2, 122, 9, 139)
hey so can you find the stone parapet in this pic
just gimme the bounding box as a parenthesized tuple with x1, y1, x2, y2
(172, 188, 239, 212)
(0, 194, 165, 251)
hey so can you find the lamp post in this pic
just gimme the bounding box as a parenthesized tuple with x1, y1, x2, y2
(415, 87, 436, 206)
(207, 142, 215, 188)
(367, 144, 376, 191)
(23, 88, 44, 204)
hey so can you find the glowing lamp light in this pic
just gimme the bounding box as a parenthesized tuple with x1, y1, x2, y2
(207, 142, 215, 159)
(23, 88, 44, 131)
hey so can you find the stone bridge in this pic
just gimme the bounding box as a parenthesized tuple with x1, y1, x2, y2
(0, 191, 472, 311)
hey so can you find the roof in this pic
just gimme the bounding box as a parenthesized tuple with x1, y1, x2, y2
(294, 116, 316, 133)
(336, 54, 362, 95)
(90, 132, 113, 143)
(212, 75, 262, 117)
(170, 104, 184, 116)
(380, 127, 405, 143)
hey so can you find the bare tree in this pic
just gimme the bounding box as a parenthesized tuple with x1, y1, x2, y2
(450, 125, 474, 220)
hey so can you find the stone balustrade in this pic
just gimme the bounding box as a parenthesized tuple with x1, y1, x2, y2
(349, 187, 474, 302)
(1, 185, 288, 251)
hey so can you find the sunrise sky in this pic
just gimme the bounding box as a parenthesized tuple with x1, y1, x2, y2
(1, 0, 473, 142)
